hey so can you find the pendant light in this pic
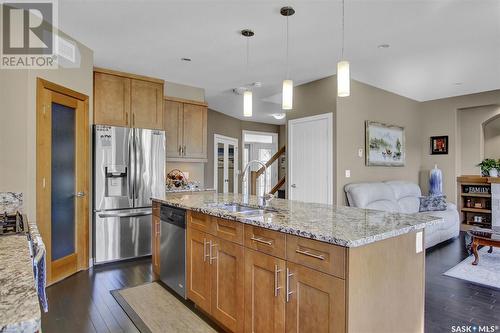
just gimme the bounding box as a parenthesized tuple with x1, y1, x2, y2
(281, 6, 295, 110)
(242, 29, 254, 117)
(337, 0, 350, 97)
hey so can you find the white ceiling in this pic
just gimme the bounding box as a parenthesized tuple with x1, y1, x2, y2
(59, 0, 500, 125)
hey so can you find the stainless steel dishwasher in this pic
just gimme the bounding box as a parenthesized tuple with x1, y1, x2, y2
(160, 204, 186, 298)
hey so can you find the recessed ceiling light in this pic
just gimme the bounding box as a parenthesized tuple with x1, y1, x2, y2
(272, 113, 286, 120)
(377, 44, 390, 49)
(181, 57, 191, 62)
(454, 82, 463, 86)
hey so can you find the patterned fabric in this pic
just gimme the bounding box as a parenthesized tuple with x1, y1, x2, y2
(419, 195, 447, 212)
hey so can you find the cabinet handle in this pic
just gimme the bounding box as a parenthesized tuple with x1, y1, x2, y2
(125, 113, 129, 125)
(203, 238, 210, 262)
(183, 145, 186, 156)
(178, 145, 182, 156)
(274, 265, 282, 297)
(295, 248, 325, 260)
(286, 268, 294, 302)
(251, 236, 273, 246)
(209, 240, 217, 264)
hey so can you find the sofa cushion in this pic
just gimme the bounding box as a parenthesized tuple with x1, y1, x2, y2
(344, 182, 400, 213)
(419, 195, 447, 212)
(385, 181, 421, 214)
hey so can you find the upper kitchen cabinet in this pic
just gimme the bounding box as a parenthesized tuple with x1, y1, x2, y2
(164, 97, 208, 162)
(94, 67, 164, 130)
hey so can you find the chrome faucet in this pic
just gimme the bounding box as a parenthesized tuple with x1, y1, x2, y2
(242, 160, 274, 206)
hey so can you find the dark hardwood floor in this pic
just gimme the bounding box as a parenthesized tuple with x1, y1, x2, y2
(42, 233, 500, 333)
(425, 233, 500, 332)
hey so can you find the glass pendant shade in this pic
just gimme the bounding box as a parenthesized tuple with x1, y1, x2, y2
(243, 90, 252, 117)
(337, 60, 350, 97)
(282, 79, 293, 110)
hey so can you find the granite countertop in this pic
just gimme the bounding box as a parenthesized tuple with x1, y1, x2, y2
(165, 188, 216, 193)
(153, 192, 442, 247)
(0, 235, 41, 333)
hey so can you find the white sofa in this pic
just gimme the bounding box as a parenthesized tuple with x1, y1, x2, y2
(344, 180, 460, 249)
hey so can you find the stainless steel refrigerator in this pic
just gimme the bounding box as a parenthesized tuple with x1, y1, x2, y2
(93, 125, 165, 264)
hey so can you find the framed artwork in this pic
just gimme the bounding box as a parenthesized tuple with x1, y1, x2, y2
(365, 121, 405, 166)
(430, 136, 448, 155)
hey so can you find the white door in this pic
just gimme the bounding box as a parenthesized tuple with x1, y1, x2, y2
(214, 134, 238, 194)
(288, 113, 333, 204)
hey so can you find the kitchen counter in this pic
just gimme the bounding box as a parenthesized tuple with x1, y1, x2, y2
(0, 235, 41, 333)
(165, 188, 215, 193)
(152, 192, 442, 247)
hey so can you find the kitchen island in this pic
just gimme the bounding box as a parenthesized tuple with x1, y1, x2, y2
(0, 235, 41, 333)
(152, 192, 441, 333)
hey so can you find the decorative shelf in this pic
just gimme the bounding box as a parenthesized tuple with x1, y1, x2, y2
(460, 193, 491, 198)
(461, 208, 492, 213)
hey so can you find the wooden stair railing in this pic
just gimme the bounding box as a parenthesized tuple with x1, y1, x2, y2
(250, 146, 286, 195)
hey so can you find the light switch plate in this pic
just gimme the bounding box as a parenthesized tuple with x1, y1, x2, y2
(345, 170, 351, 178)
(358, 148, 363, 158)
(416, 231, 423, 253)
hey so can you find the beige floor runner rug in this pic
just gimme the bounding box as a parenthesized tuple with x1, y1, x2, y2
(112, 282, 218, 333)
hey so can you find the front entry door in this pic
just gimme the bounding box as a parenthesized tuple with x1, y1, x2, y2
(37, 79, 89, 285)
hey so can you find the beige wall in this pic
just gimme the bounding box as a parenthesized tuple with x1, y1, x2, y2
(336, 80, 421, 205)
(0, 31, 94, 223)
(165, 81, 205, 103)
(204, 109, 280, 190)
(419, 90, 500, 202)
(484, 115, 500, 159)
(458, 105, 500, 175)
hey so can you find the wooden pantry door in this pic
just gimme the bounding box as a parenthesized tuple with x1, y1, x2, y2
(36, 78, 89, 285)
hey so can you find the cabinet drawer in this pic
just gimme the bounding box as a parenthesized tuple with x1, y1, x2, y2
(212, 217, 243, 245)
(244, 225, 286, 259)
(188, 211, 214, 234)
(152, 201, 160, 217)
(286, 235, 346, 279)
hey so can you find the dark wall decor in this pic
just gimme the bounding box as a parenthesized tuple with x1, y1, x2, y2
(430, 136, 448, 155)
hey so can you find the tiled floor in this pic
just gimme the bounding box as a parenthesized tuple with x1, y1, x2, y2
(42, 232, 500, 333)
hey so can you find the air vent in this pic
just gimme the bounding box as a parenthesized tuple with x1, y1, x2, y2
(56, 36, 76, 63)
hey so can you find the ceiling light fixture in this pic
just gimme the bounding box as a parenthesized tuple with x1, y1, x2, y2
(272, 113, 286, 120)
(281, 6, 295, 110)
(181, 57, 192, 61)
(377, 44, 390, 49)
(241, 29, 254, 117)
(337, 0, 350, 97)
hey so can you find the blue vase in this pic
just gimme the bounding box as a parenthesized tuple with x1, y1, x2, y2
(429, 165, 443, 196)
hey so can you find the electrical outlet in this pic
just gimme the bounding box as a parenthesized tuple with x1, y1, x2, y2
(358, 148, 363, 158)
(345, 170, 351, 178)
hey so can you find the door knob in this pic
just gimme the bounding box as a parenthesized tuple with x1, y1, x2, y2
(291, 184, 296, 188)
(76, 192, 86, 197)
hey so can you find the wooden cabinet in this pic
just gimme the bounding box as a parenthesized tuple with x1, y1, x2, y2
(152, 201, 161, 280)
(94, 71, 130, 126)
(182, 103, 207, 158)
(164, 100, 183, 157)
(164, 97, 208, 161)
(186, 227, 212, 313)
(244, 249, 286, 333)
(152, 215, 161, 279)
(94, 67, 164, 130)
(130, 79, 163, 129)
(211, 238, 244, 332)
(186, 220, 245, 332)
(285, 262, 345, 333)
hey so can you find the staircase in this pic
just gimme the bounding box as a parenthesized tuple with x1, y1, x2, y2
(250, 145, 286, 196)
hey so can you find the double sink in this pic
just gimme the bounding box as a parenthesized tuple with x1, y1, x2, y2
(217, 203, 278, 216)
